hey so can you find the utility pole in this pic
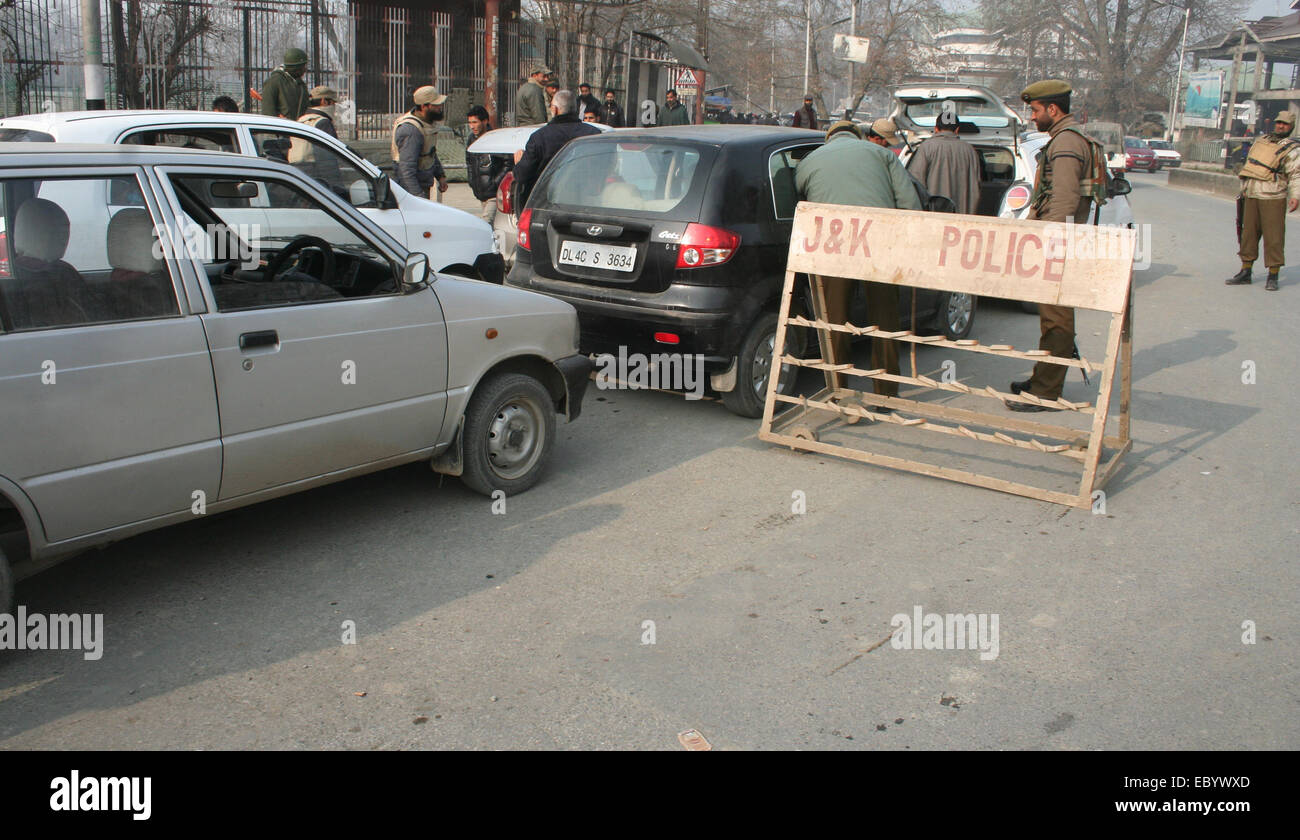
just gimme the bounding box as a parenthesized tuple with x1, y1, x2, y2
(81, 0, 105, 109)
(486, 0, 500, 127)
(770, 19, 776, 114)
(847, 0, 856, 115)
(696, 0, 708, 124)
(803, 0, 811, 99)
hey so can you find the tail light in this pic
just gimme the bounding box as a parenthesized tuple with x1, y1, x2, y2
(498, 171, 514, 215)
(675, 223, 740, 269)
(517, 207, 533, 251)
(1003, 184, 1032, 213)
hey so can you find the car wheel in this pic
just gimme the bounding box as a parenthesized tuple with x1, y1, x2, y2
(722, 312, 804, 418)
(460, 372, 556, 496)
(936, 292, 976, 340)
(0, 544, 12, 617)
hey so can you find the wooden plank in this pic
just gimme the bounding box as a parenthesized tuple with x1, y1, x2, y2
(842, 388, 1097, 444)
(783, 315, 1100, 371)
(1118, 288, 1133, 444)
(787, 202, 1136, 313)
(808, 274, 842, 391)
(1077, 310, 1127, 498)
(1094, 438, 1133, 491)
(758, 428, 1088, 508)
(760, 270, 801, 435)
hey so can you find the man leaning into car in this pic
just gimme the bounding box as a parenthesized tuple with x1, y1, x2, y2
(795, 120, 921, 400)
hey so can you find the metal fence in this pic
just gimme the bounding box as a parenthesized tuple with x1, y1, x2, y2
(1, 1, 639, 138)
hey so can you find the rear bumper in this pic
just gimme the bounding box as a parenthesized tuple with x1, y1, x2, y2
(555, 353, 593, 421)
(507, 271, 741, 372)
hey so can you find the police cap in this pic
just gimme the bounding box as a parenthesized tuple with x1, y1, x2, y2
(1021, 79, 1071, 104)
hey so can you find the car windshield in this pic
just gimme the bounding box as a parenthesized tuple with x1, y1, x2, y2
(1147, 140, 1171, 150)
(543, 140, 711, 217)
(1124, 137, 1148, 149)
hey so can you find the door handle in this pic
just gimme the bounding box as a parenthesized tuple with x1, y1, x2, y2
(239, 330, 279, 351)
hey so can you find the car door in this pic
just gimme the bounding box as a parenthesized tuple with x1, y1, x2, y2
(155, 165, 448, 501)
(0, 166, 221, 543)
(245, 126, 411, 249)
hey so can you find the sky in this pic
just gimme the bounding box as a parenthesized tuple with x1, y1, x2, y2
(1247, 0, 1294, 18)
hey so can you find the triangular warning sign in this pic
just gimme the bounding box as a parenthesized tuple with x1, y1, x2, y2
(676, 68, 699, 86)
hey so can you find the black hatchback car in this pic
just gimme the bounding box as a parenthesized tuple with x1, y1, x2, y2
(505, 125, 975, 416)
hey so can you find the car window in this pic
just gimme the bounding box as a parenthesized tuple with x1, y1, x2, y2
(250, 129, 376, 208)
(978, 146, 1015, 181)
(769, 144, 818, 219)
(0, 175, 180, 332)
(167, 172, 398, 312)
(0, 128, 55, 142)
(545, 141, 707, 215)
(122, 127, 239, 152)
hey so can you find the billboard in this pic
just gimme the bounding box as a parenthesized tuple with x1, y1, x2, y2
(1182, 70, 1223, 128)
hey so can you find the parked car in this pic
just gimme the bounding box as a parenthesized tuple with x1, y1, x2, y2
(1146, 138, 1182, 168)
(506, 124, 976, 418)
(1123, 135, 1160, 172)
(466, 123, 614, 274)
(0, 109, 505, 284)
(0, 144, 591, 612)
(889, 86, 1135, 313)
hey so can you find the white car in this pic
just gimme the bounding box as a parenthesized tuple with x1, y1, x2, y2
(1146, 139, 1182, 169)
(0, 110, 505, 283)
(466, 123, 614, 272)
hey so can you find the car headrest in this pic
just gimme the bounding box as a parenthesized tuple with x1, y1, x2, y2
(14, 198, 70, 262)
(107, 209, 165, 274)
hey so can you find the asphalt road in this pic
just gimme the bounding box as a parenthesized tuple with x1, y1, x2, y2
(1, 172, 1295, 750)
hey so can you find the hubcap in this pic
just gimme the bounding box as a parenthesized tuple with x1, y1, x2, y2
(753, 330, 797, 398)
(485, 396, 544, 479)
(946, 293, 973, 337)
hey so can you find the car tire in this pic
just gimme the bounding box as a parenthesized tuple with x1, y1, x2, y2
(722, 312, 804, 418)
(460, 373, 556, 496)
(0, 544, 12, 617)
(935, 291, 976, 340)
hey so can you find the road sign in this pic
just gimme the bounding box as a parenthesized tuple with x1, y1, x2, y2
(675, 67, 699, 88)
(832, 33, 871, 64)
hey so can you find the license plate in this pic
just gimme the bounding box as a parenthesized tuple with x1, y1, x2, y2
(558, 240, 636, 272)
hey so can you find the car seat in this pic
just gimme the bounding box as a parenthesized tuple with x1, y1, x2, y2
(105, 208, 176, 319)
(1, 198, 89, 329)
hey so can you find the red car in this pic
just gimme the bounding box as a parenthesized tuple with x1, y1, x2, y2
(1123, 136, 1160, 172)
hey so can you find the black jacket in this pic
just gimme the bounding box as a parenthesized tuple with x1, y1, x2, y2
(577, 92, 601, 119)
(513, 113, 602, 205)
(597, 100, 624, 128)
(467, 148, 509, 202)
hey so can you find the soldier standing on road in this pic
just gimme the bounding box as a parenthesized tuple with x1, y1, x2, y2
(657, 89, 690, 126)
(515, 65, 550, 126)
(907, 104, 982, 215)
(391, 86, 448, 200)
(795, 120, 922, 400)
(1227, 111, 1300, 291)
(260, 48, 310, 121)
(1009, 79, 1105, 412)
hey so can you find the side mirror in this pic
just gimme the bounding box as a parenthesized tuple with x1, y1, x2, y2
(374, 172, 396, 209)
(402, 252, 430, 292)
(1108, 176, 1132, 197)
(348, 178, 372, 206)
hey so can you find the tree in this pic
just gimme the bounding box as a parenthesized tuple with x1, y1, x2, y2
(109, 0, 213, 108)
(1, 0, 48, 115)
(979, 0, 1248, 123)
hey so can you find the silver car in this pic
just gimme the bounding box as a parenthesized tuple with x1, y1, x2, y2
(0, 144, 591, 611)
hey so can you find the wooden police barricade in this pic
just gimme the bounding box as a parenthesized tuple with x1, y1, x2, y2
(758, 201, 1135, 509)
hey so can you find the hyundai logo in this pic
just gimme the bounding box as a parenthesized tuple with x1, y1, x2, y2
(587, 225, 604, 236)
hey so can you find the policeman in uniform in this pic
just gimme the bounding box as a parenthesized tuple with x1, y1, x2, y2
(391, 85, 448, 199)
(1227, 111, 1300, 291)
(1010, 79, 1100, 412)
(298, 86, 339, 138)
(260, 48, 310, 121)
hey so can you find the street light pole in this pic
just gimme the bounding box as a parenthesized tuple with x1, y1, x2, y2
(1157, 1, 1192, 141)
(803, 0, 811, 99)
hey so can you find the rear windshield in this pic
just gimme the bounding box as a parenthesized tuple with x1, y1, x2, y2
(902, 99, 1011, 130)
(543, 140, 713, 218)
(0, 128, 55, 142)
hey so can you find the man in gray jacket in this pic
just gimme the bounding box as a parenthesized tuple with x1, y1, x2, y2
(907, 105, 982, 215)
